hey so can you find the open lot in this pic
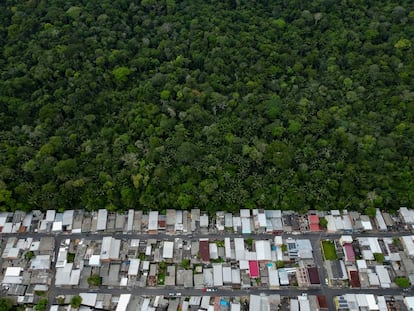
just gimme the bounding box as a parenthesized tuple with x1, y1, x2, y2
(322, 240, 338, 260)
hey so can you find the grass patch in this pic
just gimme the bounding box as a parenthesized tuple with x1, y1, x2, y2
(322, 240, 338, 260)
(157, 272, 165, 285)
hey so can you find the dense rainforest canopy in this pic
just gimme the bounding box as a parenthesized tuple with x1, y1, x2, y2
(0, 0, 414, 213)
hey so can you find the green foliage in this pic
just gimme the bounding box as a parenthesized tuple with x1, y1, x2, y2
(66, 6, 82, 19)
(70, 295, 82, 308)
(0, 298, 14, 311)
(112, 67, 131, 83)
(273, 18, 286, 29)
(365, 207, 377, 218)
(393, 238, 401, 247)
(276, 260, 285, 268)
(160, 90, 171, 100)
(322, 240, 338, 260)
(181, 259, 191, 269)
(318, 217, 328, 229)
(87, 274, 101, 286)
(67, 252, 75, 263)
(394, 38, 412, 49)
(1, 0, 414, 212)
(34, 291, 46, 296)
(25, 251, 35, 260)
(374, 252, 385, 263)
(159, 261, 167, 270)
(157, 272, 165, 285)
(210, 257, 224, 263)
(35, 299, 48, 311)
(395, 276, 410, 288)
(215, 240, 224, 247)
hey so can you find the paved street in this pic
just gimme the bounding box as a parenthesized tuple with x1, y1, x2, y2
(2, 228, 413, 309)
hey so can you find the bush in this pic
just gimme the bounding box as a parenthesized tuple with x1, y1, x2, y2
(374, 253, 385, 264)
(70, 295, 83, 308)
(25, 251, 35, 260)
(181, 259, 191, 269)
(395, 277, 410, 288)
(0, 298, 14, 311)
(87, 274, 101, 286)
(35, 299, 48, 311)
(67, 252, 75, 263)
(319, 217, 328, 229)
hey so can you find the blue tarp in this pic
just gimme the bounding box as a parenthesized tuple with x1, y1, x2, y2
(220, 300, 229, 306)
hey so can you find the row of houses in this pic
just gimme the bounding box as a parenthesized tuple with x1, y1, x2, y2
(0, 236, 55, 303)
(0, 233, 321, 297)
(1, 207, 411, 235)
(50, 293, 328, 311)
(73, 236, 318, 289)
(334, 294, 407, 311)
(323, 234, 414, 291)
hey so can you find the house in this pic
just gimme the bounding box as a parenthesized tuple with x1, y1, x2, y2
(216, 211, 225, 231)
(175, 210, 183, 232)
(2, 267, 24, 285)
(232, 268, 241, 286)
(268, 268, 279, 289)
(213, 264, 223, 287)
(308, 215, 320, 232)
(116, 294, 131, 311)
(255, 240, 271, 261)
(199, 239, 210, 263)
(55, 262, 81, 287)
(97, 209, 108, 231)
(343, 243, 356, 264)
(249, 261, 259, 278)
(224, 213, 233, 228)
(52, 213, 63, 232)
(148, 211, 158, 234)
(360, 215, 373, 231)
(101, 237, 121, 262)
(235, 238, 245, 260)
(126, 210, 134, 232)
(166, 210, 176, 232)
(200, 214, 209, 229)
(296, 267, 310, 287)
(162, 241, 174, 259)
(375, 209, 387, 231)
(241, 218, 251, 234)
(224, 238, 232, 259)
(400, 207, 414, 226)
(307, 267, 320, 285)
(296, 239, 313, 259)
(128, 259, 140, 277)
(375, 265, 391, 288)
(223, 266, 232, 285)
(209, 242, 218, 260)
(62, 210, 74, 232)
